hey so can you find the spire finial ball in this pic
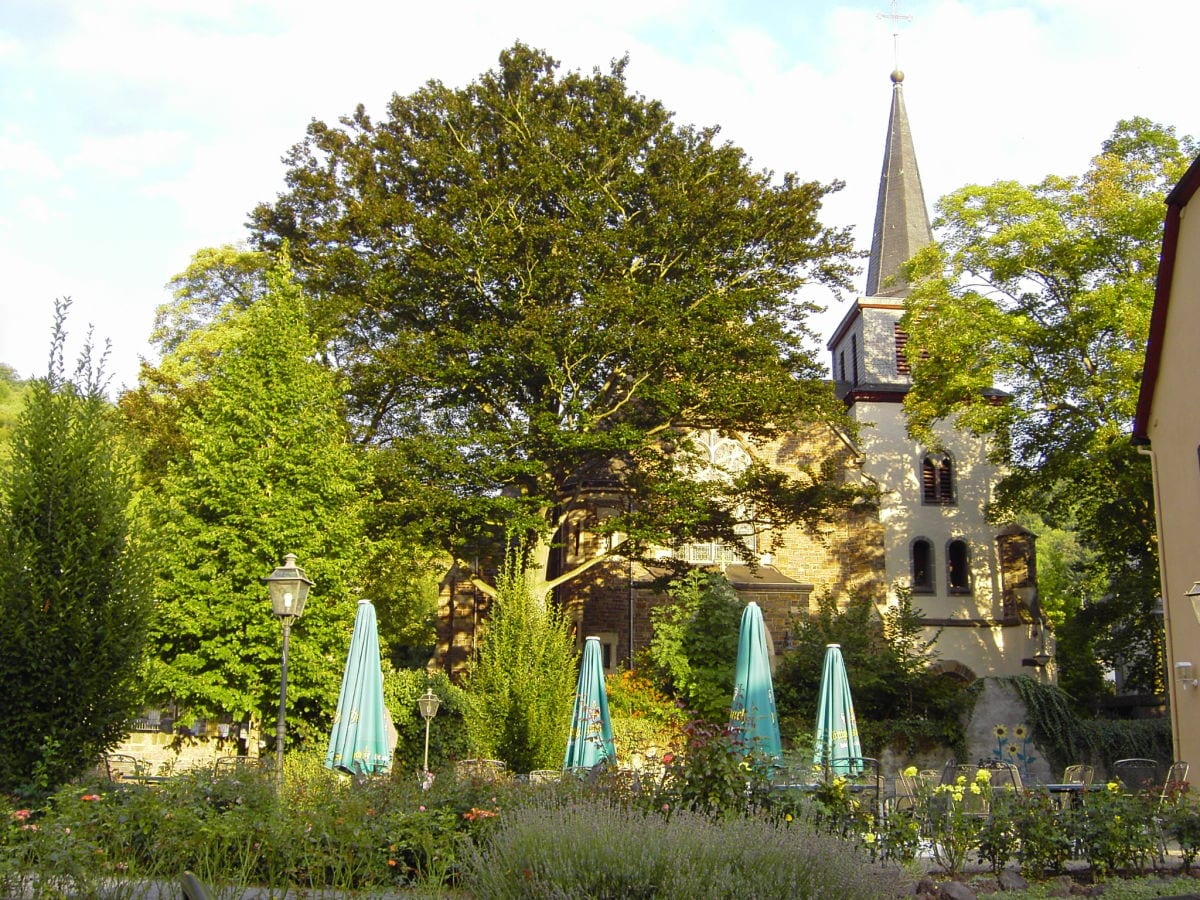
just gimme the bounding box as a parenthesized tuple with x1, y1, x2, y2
(891, 69, 905, 84)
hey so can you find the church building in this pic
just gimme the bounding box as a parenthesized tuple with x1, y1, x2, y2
(436, 70, 1051, 684)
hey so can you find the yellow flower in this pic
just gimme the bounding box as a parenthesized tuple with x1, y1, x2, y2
(975, 769, 992, 784)
(993, 725, 1008, 738)
(1107, 782, 1120, 793)
(862, 832, 877, 844)
(1007, 744, 1020, 756)
(1013, 724, 1029, 739)
(903, 766, 918, 777)
(955, 775, 967, 786)
(970, 783, 981, 795)
(785, 813, 793, 822)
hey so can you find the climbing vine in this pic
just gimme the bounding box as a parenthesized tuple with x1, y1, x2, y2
(981, 676, 1172, 775)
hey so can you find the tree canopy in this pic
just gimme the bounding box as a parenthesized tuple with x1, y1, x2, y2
(249, 43, 864, 596)
(901, 117, 1198, 696)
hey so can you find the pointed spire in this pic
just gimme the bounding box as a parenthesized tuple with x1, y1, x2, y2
(864, 69, 933, 298)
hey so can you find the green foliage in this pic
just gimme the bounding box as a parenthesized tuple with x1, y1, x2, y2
(983, 675, 1173, 775)
(250, 42, 864, 596)
(605, 669, 687, 759)
(644, 569, 744, 723)
(0, 362, 29, 467)
(646, 718, 777, 819)
(461, 546, 578, 772)
(460, 795, 902, 899)
(132, 252, 370, 745)
(382, 667, 470, 777)
(0, 301, 151, 795)
(902, 118, 1197, 698)
(775, 591, 966, 757)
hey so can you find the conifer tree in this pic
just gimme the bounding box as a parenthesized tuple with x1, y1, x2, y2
(136, 255, 369, 745)
(0, 302, 150, 793)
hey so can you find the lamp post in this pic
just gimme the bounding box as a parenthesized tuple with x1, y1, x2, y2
(417, 689, 441, 779)
(263, 553, 314, 785)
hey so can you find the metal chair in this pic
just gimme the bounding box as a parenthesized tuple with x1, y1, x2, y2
(829, 757, 884, 818)
(456, 758, 507, 782)
(103, 753, 145, 782)
(978, 758, 1024, 792)
(1062, 764, 1095, 785)
(213, 756, 263, 778)
(1113, 758, 1159, 793)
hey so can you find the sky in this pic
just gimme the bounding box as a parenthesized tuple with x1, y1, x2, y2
(2, 0, 1198, 393)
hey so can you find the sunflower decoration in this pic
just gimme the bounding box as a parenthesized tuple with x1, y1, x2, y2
(1012, 724, 1029, 740)
(993, 724, 1008, 739)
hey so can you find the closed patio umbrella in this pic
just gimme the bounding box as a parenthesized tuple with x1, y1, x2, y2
(813, 643, 863, 776)
(729, 601, 782, 761)
(563, 637, 616, 770)
(325, 599, 392, 777)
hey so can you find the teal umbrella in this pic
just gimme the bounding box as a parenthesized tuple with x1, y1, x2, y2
(729, 601, 782, 761)
(813, 643, 863, 775)
(325, 600, 391, 777)
(563, 637, 616, 770)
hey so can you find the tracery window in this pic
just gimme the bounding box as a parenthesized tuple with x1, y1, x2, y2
(672, 430, 756, 564)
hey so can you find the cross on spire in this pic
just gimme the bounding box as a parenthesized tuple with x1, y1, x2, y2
(877, 0, 913, 69)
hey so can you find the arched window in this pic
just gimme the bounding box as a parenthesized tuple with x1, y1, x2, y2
(911, 538, 934, 593)
(921, 452, 955, 505)
(947, 539, 971, 594)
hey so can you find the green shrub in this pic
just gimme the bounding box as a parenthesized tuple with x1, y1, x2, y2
(643, 570, 743, 724)
(461, 795, 903, 899)
(461, 547, 578, 772)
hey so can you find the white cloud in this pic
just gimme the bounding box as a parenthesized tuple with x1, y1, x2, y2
(0, 129, 62, 179)
(2, 0, 1199, 390)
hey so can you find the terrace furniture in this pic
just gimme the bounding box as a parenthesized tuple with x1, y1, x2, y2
(1113, 758, 1159, 793)
(828, 757, 884, 818)
(102, 753, 145, 783)
(456, 759, 507, 782)
(977, 758, 1024, 791)
(213, 756, 264, 778)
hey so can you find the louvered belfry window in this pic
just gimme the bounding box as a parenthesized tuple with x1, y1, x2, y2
(895, 323, 911, 375)
(921, 453, 954, 505)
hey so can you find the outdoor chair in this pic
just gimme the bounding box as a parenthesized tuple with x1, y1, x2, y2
(1062, 764, 1095, 785)
(891, 770, 922, 814)
(213, 756, 263, 778)
(1113, 758, 1159, 794)
(936, 758, 959, 785)
(1154, 761, 1191, 861)
(829, 757, 884, 818)
(103, 753, 145, 783)
(456, 759, 506, 782)
(977, 758, 1024, 792)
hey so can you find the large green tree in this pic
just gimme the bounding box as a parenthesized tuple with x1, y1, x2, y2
(132, 256, 370, 744)
(0, 302, 151, 794)
(249, 44, 864, 598)
(901, 118, 1197, 696)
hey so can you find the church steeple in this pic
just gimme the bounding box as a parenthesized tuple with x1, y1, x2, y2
(864, 69, 932, 298)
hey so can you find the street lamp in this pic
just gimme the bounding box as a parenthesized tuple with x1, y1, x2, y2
(263, 553, 314, 784)
(417, 688, 441, 780)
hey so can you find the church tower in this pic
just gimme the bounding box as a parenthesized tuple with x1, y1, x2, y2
(826, 71, 1050, 680)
